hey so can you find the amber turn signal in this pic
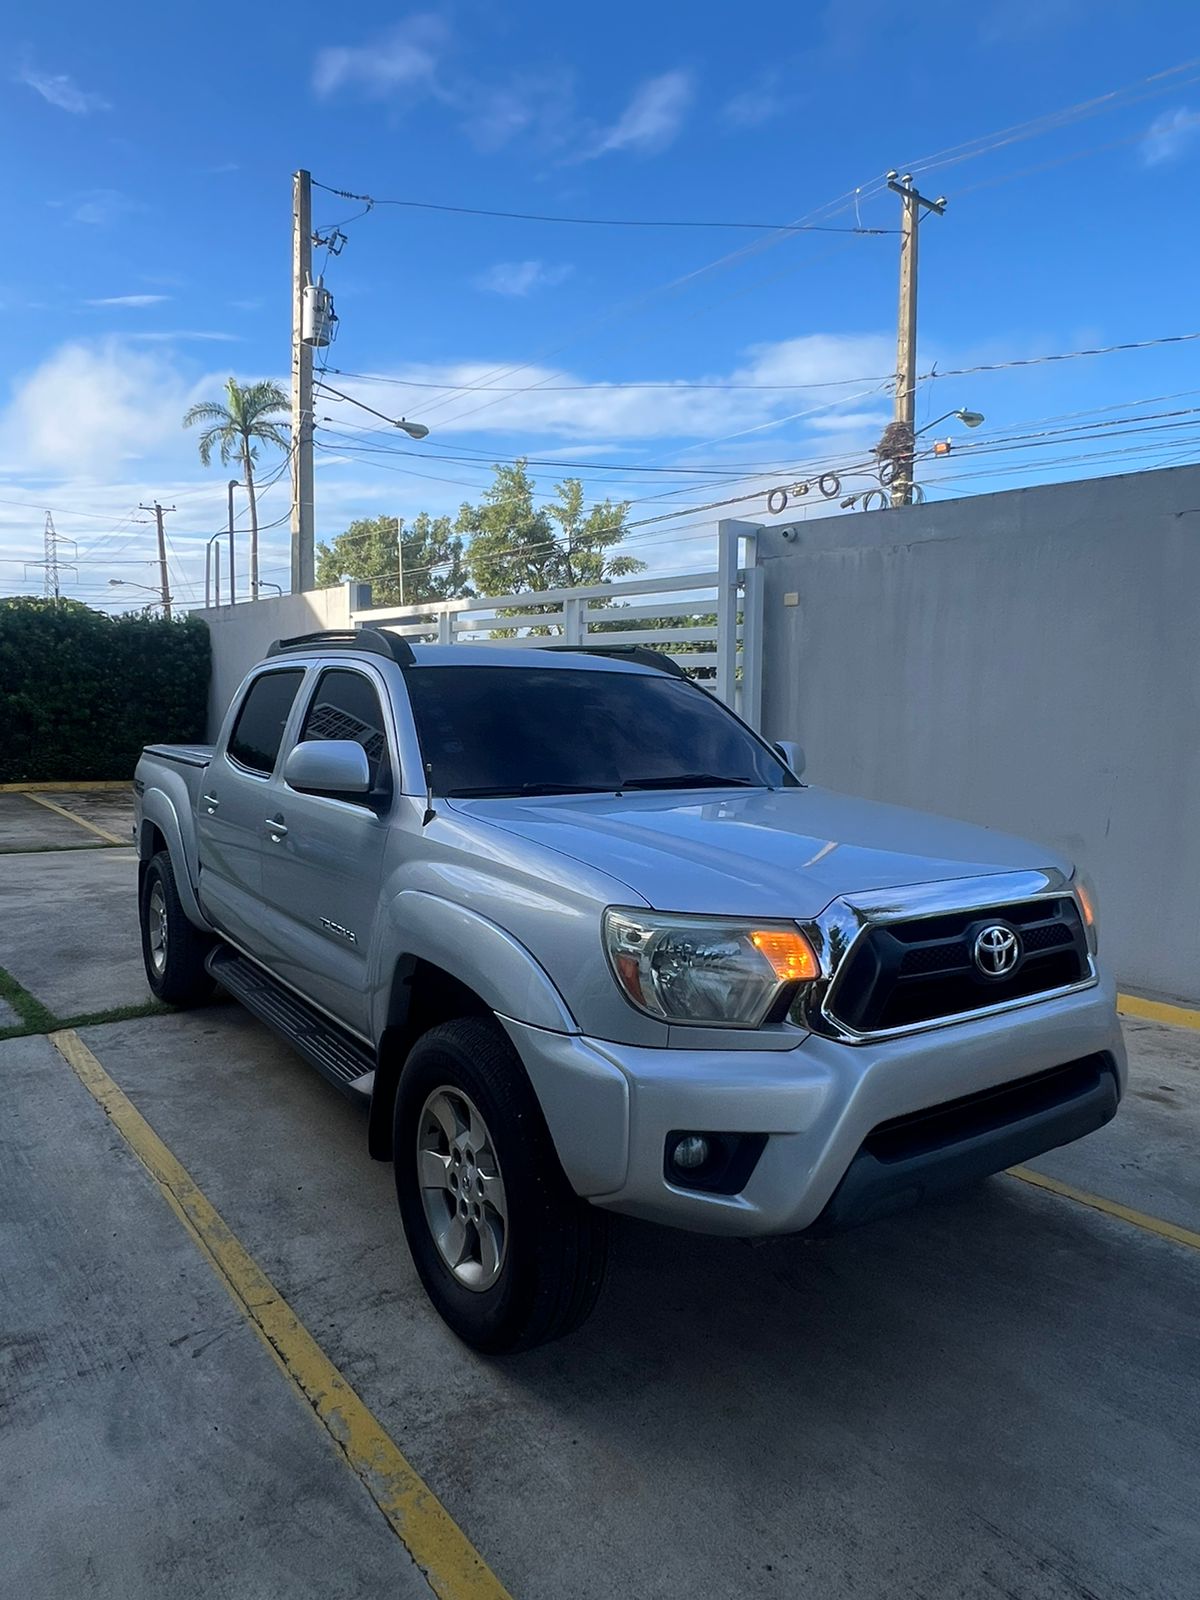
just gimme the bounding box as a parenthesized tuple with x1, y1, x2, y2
(750, 929, 820, 983)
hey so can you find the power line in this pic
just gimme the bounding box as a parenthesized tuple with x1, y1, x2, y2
(311, 180, 895, 235)
(317, 328, 1200, 415)
(897, 56, 1200, 180)
(321, 365, 892, 394)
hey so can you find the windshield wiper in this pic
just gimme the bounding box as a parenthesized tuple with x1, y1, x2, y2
(446, 781, 615, 798)
(619, 773, 757, 791)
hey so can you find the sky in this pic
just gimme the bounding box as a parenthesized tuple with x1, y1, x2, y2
(4, 0, 1200, 612)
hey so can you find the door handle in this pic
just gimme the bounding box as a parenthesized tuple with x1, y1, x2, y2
(266, 816, 288, 841)
(201, 792, 219, 814)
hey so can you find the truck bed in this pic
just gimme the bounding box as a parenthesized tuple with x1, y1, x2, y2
(141, 743, 214, 769)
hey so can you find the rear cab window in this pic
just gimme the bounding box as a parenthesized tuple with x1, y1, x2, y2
(226, 669, 305, 775)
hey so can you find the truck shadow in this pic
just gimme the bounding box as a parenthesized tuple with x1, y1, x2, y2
(500, 1175, 1193, 1494)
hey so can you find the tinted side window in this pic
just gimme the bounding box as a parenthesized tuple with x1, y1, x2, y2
(299, 668, 391, 793)
(227, 670, 305, 775)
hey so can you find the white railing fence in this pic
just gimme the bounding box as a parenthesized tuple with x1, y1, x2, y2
(349, 518, 765, 728)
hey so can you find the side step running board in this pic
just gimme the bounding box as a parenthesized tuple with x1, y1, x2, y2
(207, 947, 376, 1103)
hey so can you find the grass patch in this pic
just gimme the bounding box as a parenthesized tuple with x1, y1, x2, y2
(0, 967, 58, 1037)
(59, 1000, 170, 1032)
(0, 965, 169, 1042)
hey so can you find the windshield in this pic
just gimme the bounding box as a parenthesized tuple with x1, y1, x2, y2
(404, 664, 797, 798)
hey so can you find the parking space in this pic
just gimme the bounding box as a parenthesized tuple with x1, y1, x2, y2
(0, 848, 150, 1019)
(0, 792, 108, 853)
(2, 802, 1198, 1599)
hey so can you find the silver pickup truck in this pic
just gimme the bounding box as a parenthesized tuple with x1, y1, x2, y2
(134, 628, 1124, 1351)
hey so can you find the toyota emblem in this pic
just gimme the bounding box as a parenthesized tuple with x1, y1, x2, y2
(973, 923, 1022, 978)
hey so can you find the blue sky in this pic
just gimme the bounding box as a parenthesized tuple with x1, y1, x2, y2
(4, 0, 1200, 609)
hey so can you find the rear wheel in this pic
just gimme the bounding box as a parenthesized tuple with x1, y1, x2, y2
(394, 1017, 608, 1353)
(139, 851, 214, 1007)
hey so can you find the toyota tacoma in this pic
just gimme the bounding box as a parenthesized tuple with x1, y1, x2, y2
(134, 629, 1123, 1351)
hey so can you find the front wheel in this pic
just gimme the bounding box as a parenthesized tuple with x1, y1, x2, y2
(139, 851, 214, 1007)
(394, 1017, 608, 1353)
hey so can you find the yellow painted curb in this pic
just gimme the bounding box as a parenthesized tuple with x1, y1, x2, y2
(1009, 1167, 1200, 1252)
(49, 1028, 514, 1600)
(23, 792, 127, 846)
(0, 780, 129, 792)
(1117, 993, 1200, 1032)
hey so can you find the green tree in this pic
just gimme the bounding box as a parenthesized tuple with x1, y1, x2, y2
(316, 513, 470, 607)
(457, 461, 643, 597)
(183, 378, 289, 600)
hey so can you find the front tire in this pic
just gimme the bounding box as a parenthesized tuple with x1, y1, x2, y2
(394, 1017, 608, 1353)
(139, 851, 214, 1006)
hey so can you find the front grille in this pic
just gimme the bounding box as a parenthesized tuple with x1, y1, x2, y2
(827, 896, 1090, 1034)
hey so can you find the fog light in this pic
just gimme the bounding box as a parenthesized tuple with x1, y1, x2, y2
(673, 1135, 710, 1170)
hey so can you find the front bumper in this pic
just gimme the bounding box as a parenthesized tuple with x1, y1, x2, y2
(501, 968, 1126, 1237)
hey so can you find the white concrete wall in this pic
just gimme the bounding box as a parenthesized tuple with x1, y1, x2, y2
(195, 584, 363, 738)
(758, 464, 1200, 1005)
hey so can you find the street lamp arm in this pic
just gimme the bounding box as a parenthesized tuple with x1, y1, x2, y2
(915, 408, 985, 438)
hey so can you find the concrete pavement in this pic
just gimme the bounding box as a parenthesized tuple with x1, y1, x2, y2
(0, 849, 149, 1017)
(2, 802, 1197, 1599)
(59, 1003, 1200, 1600)
(0, 1031, 433, 1600)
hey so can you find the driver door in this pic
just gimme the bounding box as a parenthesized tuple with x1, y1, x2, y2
(257, 664, 394, 1038)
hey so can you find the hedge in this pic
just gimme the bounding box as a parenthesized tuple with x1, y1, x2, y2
(0, 598, 210, 782)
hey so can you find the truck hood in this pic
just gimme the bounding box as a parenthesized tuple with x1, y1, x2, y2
(449, 786, 1072, 919)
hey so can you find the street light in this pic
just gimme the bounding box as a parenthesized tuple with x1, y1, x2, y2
(227, 478, 240, 603)
(397, 419, 428, 440)
(915, 408, 985, 437)
(109, 578, 171, 609)
(205, 531, 225, 607)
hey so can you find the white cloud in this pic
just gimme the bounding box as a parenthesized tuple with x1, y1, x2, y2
(0, 340, 205, 477)
(50, 188, 142, 227)
(126, 330, 241, 343)
(457, 70, 578, 154)
(86, 294, 170, 308)
(1141, 107, 1200, 166)
(473, 261, 573, 297)
(722, 73, 789, 129)
(585, 70, 694, 159)
(18, 59, 109, 114)
(326, 332, 895, 443)
(313, 15, 446, 99)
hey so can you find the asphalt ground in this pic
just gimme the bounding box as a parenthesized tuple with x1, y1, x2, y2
(2, 792, 1197, 1599)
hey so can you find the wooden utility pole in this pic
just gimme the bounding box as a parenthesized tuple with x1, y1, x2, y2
(291, 169, 315, 594)
(139, 501, 175, 618)
(887, 172, 946, 507)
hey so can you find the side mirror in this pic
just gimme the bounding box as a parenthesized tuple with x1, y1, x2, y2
(774, 739, 806, 778)
(284, 739, 371, 796)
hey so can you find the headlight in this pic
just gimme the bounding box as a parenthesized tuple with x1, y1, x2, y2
(1071, 869, 1099, 954)
(603, 908, 820, 1026)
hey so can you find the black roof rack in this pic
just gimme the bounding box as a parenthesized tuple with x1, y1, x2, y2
(266, 627, 416, 667)
(535, 643, 688, 679)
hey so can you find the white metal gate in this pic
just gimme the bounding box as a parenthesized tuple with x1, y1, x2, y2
(349, 519, 764, 728)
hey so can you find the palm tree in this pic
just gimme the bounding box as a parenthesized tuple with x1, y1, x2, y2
(183, 378, 289, 599)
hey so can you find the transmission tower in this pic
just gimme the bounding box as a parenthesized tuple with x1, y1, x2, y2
(24, 513, 77, 605)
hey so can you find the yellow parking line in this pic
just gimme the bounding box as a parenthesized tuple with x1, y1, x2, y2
(49, 1028, 513, 1600)
(23, 792, 126, 846)
(1009, 1166, 1200, 1252)
(0, 780, 129, 792)
(1117, 993, 1200, 1031)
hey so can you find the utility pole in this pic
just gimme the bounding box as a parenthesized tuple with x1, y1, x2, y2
(397, 517, 405, 606)
(291, 168, 315, 594)
(886, 172, 946, 507)
(139, 502, 175, 619)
